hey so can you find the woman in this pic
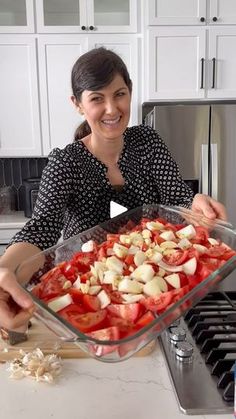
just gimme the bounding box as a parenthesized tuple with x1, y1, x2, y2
(0, 47, 227, 330)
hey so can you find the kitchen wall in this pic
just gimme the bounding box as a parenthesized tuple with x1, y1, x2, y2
(0, 158, 47, 211)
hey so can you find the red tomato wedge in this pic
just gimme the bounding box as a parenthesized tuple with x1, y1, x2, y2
(88, 326, 120, 342)
(68, 310, 107, 333)
(194, 226, 209, 244)
(83, 294, 101, 312)
(207, 245, 236, 260)
(140, 292, 173, 314)
(163, 250, 189, 266)
(107, 303, 142, 323)
(72, 251, 96, 273)
(58, 303, 85, 320)
(135, 311, 155, 329)
(39, 267, 67, 301)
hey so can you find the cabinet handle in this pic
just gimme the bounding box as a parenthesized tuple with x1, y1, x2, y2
(200, 58, 205, 89)
(89, 25, 94, 30)
(81, 25, 86, 30)
(212, 16, 218, 22)
(212, 58, 216, 88)
(200, 17, 205, 22)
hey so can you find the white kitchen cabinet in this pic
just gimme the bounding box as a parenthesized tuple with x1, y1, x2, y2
(38, 35, 138, 155)
(146, 27, 206, 100)
(148, 0, 206, 26)
(207, 28, 236, 98)
(0, 0, 34, 33)
(146, 26, 236, 101)
(148, 0, 236, 26)
(36, 0, 137, 33)
(0, 36, 42, 157)
(210, 0, 236, 25)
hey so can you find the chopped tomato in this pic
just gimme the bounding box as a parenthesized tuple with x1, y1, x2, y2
(106, 234, 120, 242)
(72, 251, 96, 273)
(124, 254, 135, 266)
(61, 261, 79, 282)
(194, 226, 209, 244)
(31, 283, 42, 299)
(97, 241, 114, 260)
(165, 222, 178, 232)
(152, 232, 165, 245)
(207, 245, 236, 260)
(83, 294, 101, 312)
(59, 302, 85, 318)
(107, 303, 142, 323)
(68, 288, 84, 304)
(58, 303, 85, 321)
(69, 310, 107, 333)
(88, 326, 120, 342)
(108, 316, 134, 337)
(135, 311, 155, 329)
(163, 249, 188, 266)
(88, 326, 120, 357)
(39, 267, 67, 301)
(140, 292, 173, 314)
(109, 291, 124, 304)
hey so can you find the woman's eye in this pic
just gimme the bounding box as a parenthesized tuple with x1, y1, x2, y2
(91, 96, 102, 102)
(116, 92, 125, 97)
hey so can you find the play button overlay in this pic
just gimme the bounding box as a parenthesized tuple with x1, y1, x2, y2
(110, 201, 127, 218)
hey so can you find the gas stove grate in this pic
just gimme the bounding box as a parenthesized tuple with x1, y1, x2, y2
(184, 291, 236, 403)
(159, 290, 236, 414)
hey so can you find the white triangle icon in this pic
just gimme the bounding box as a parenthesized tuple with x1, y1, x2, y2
(110, 201, 127, 218)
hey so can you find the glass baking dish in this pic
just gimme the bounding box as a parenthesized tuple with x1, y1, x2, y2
(15, 204, 236, 363)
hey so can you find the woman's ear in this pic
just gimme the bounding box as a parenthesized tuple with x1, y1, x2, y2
(71, 96, 84, 114)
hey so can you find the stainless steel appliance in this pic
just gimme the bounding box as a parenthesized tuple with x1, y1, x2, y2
(159, 272, 236, 415)
(144, 103, 236, 227)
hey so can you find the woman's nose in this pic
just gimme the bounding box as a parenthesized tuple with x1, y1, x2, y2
(104, 99, 117, 114)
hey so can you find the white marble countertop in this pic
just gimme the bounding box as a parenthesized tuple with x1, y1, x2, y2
(0, 342, 233, 419)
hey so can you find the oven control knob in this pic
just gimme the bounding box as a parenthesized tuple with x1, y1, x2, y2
(169, 327, 186, 343)
(169, 319, 180, 329)
(175, 341, 193, 361)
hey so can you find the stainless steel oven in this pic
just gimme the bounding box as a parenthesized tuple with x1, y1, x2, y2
(159, 271, 236, 415)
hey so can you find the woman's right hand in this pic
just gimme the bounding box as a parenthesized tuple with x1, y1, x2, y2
(0, 268, 35, 330)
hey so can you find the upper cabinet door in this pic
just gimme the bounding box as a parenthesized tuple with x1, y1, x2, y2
(37, 35, 88, 155)
(87, 0, 137, 33)
(0, 0, 35, 33)
(148, 0, 207, 25)
(146, 27, 206, 100)
(209, 0, 236, 25)
(0, 36, 42, 156)
(36, 0, 137, 33)
(36, 0, 86, 33)
(207, 28, 236, 98)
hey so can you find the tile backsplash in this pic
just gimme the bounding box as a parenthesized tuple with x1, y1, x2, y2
(0, 158, 48, 211)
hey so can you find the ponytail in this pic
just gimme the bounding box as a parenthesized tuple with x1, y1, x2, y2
(74, 120, 91, 141)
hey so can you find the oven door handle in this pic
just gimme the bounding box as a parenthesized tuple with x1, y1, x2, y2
(200, 144, 209, 195)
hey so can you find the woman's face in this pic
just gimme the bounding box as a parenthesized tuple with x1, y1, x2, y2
(76, 74, 131, 141)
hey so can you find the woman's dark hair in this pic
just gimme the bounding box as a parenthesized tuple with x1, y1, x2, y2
(71, 47, 132, 141)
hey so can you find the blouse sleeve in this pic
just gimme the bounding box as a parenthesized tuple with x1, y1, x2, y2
(8, 147, 74, 250)
(147, 127, 194, 208)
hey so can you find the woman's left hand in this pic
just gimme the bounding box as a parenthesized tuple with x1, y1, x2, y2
(191, 193, 227, 221)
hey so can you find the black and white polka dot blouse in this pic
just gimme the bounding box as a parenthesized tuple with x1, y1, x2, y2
(10, 125, 194, 250)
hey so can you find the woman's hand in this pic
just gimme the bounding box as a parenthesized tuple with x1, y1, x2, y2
(191, 193, 227, 221)
(0, 268, 35, 330)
